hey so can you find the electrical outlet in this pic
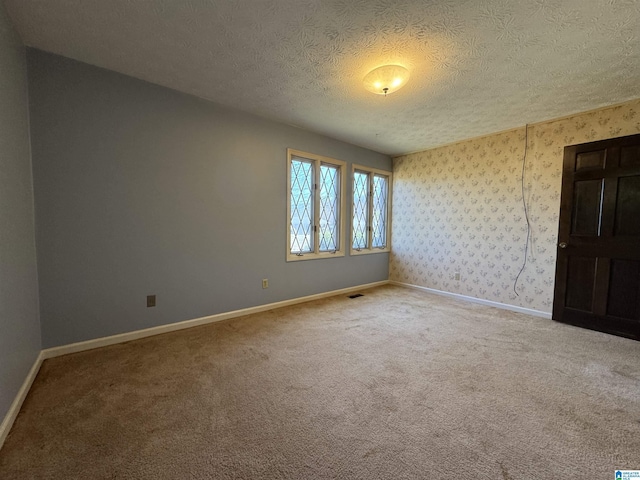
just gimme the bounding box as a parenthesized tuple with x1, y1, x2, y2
(262, 278, 269, 289)
(147, 295, 156, 307)
(454, 272, 461, 281)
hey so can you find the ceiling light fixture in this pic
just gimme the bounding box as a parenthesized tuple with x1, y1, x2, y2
(363, 65, 410, 96)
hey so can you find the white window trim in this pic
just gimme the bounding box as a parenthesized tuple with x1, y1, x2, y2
(287, 149, 346, 262)
(350, 164, 392, 256)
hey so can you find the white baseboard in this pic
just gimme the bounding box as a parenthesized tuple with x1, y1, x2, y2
(42, 280, 390, 360)
(0, 351, 45, 451)
(390, 281, 552, 319)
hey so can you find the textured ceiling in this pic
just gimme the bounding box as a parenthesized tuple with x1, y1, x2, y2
(5, 0, 640, 155)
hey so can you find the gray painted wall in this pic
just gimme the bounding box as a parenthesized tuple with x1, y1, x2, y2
(27, 50, 391, 349)
(0, 7, 41, 420)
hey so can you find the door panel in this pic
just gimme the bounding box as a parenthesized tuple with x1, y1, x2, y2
(607, 260, 640, 320)
(565, 257, 596, 311)
(620, 145, 640, 167)
(553, 133, 640, 340)
(576, 150, 606, 171)
(571, 180, 603, 236)
(614, 175, 640, 236)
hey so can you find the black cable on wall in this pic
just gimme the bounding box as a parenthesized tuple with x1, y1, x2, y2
(514, 124, 531, 297)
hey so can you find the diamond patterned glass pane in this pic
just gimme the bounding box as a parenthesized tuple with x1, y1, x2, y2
(372, 174, 388, 248)
(290, 159, 314, 253)
(319, 164, 339, 252)
(352, 171, 369, 249)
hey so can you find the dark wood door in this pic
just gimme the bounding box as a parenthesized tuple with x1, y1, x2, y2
(553, 133, 640, 340)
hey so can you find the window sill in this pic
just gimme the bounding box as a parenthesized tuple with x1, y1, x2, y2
(350, 247, 390, 256)
(286, 251, 346, 262)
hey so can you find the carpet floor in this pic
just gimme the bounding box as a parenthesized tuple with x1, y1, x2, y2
(1, 285, 639, 479)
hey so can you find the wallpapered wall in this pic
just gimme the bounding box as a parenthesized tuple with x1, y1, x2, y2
(390, 99, 640, 314)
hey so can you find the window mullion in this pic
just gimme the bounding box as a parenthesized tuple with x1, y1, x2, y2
(314, 160, 321, 254)
(368, 174, 374, 249)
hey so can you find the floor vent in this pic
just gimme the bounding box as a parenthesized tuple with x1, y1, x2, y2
(348, 294, 364, 299)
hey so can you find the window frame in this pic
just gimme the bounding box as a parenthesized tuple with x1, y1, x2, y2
(286, 149, 346, 262)
(350, 164, 392, 256)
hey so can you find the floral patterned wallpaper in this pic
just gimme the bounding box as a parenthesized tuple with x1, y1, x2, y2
(390, 99, 640, 313)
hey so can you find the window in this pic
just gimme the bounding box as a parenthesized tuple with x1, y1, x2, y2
(351, 164, 392, 254)
(287, 149, 346, 261)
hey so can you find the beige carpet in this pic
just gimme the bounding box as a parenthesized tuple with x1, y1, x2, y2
(1, 285, 639, 479)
